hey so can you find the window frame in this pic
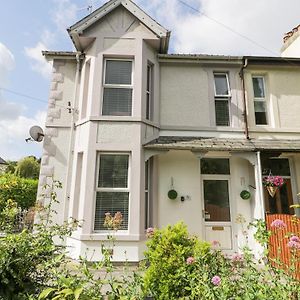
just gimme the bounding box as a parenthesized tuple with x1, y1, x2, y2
(102, 58, 134, 116)
(146, 62, 154, 121)
(145, 158, 153, 229)
(213, 73, 231, 97)
(252, 75, 268, 126)
(94, 152, 131, 232)
(213, 73, 231, 126)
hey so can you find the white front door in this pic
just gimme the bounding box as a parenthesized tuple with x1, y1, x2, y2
(200, 158, 233, 250)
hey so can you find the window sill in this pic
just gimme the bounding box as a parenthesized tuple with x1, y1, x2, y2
(71, 231, 142, 241)
(75, 116, 160, 128)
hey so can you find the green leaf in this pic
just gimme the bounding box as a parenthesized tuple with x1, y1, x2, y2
(38, 287, 56, 299)
(74, 287, 83, 300)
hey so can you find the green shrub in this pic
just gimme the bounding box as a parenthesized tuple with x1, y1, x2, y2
(0, 173, 38, 209)
(143, 222, 300, 300)
(14, 156, 40, 179)
(143, 222, 210, 299)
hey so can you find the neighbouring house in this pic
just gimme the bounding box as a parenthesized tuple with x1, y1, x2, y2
(39, 0, 300, 261)
(0, 157, 7, 174)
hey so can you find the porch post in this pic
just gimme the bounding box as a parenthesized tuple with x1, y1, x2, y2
(254, 151, 265, 219)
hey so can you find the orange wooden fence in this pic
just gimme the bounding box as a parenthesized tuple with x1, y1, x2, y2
(266, 214, 300, 280)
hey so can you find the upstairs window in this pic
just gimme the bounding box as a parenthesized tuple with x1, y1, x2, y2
(102, 59, 133, 116)
(94, 154, 129, 231)
(252, 76, 268, 125)
(214, 73, 230, 126)
(146, 63, 154, 120)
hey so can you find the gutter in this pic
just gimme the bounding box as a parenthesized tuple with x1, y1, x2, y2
(239, 58, 250, 139)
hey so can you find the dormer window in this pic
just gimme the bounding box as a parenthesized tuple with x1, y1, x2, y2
(102, 59, 133, 116)
(213, 73, 231, 126)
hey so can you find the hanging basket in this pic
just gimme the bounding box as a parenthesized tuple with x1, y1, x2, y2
(266, 186, 278, 198)
(168, 189, 178, 200)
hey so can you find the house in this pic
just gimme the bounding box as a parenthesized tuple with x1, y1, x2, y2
(39, 0, 300, 261)
(0, 157, 7, 174)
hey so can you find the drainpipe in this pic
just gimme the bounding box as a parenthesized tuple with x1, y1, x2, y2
(256, 151, 265, 219)
(239, 58, 250, 139)
(63, 53, 82, 222)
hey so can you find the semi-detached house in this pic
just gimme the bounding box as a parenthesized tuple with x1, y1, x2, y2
(39, 0, 300, 261)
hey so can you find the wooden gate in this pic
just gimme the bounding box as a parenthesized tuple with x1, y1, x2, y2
(266, 214, 300, 280)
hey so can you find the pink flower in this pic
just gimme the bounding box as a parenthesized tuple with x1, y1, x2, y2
(211, 275, 221, 286)
(287, 240, 300, 250)
(186, 256, 195, 265)
(146, 227, 155, 238)
(231, 253, 243, 262)
(211, 240, 221, 247)
(270, 219, 287, 229)
(289, 236, 300, 243)
(263, 175, 284, 187)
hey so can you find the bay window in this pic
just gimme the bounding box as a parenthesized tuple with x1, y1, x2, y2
(94, 154, 129, 231)
(102, 59, 133, 116)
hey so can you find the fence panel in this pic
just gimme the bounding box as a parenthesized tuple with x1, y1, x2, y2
(266, 214, 300, 280)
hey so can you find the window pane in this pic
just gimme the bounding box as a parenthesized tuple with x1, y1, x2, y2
(98, 155, 128, 188)
(252, 77, 265, 98)
(102, 88, 132, 116)
(204, 180, 230, 222)
(262, 158, 290, 176)
(254, 101, 267, 125)
(147, 65, 151, 92)
(94, 192, 129, 230)
(105, 60, 132, 85)
(215, 99, 229, 126)
(214, 74, 229, 96)
(201, 158, 230, 175)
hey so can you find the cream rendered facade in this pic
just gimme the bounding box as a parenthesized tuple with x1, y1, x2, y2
(40, 0, 300, 261)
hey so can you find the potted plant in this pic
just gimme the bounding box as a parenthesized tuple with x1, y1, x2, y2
(263, 175, 284, 197)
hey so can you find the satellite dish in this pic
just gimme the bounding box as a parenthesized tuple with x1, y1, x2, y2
(29, 126, 44, 142)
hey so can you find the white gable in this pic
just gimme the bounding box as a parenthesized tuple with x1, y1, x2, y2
(68, 0, 170, 53)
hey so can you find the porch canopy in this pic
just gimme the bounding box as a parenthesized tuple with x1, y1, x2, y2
(144, 137, 300, 152)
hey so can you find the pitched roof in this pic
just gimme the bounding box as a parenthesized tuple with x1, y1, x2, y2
(0, 157, 7, 165)
(283, 24, 300, 44)
(68, 0, 170, 53)
(145, 137, 300, 152)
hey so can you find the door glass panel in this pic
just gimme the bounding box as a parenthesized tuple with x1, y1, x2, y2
(264, 179, 294, 215)
(261, 157, 290, 176)
(204, 180, 231, 222)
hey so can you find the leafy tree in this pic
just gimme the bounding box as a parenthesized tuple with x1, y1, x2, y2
(14, 156, 40, 179)
(4, 160, 17, 174)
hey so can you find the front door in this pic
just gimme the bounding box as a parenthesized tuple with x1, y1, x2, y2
(201, 158, 233, 250)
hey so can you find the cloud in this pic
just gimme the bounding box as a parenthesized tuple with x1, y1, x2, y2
(24, 40, 52, 79)
(0, 97, 23, 121)
(0, 43, 15, 85)
(24, 0, 78, 79)
(0, 110, 47, 161)
(51, 0, 78, 32)
(138, 0, 300, 56)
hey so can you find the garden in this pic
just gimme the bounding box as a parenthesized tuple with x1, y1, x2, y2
(0, 175, 299, 299)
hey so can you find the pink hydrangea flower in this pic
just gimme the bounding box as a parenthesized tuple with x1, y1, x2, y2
(186, 256, 195, 264)
(289, 235, 300, 243)
(146, 227, 155, 238)
(287, 240, 300, 250)
(270, 219, 287, 229)
(211, 275, 221, 286)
